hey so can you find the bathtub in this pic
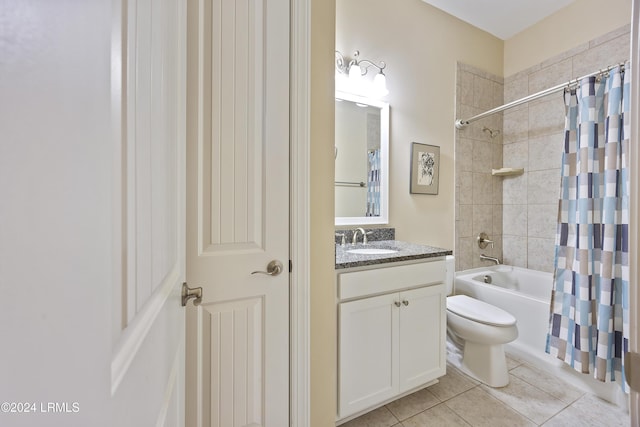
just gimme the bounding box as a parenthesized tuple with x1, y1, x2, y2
(454, 265, 551, 355)
(454, 265, 628, 408)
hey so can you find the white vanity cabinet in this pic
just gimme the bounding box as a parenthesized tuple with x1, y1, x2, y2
(337, 259, 447, 421)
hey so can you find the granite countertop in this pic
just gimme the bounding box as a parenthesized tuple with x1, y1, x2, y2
(335, 240, 452, 269)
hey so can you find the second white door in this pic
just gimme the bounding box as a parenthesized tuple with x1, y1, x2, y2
(185, 0, 291, 425)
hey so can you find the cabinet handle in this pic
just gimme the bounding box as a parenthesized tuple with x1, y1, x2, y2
(394, 301, 401, 307)
(402, 300, 409, 306)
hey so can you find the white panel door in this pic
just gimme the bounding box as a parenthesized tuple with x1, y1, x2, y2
(398, 285, 446, 392)
(111, 0, 188, 425)
(0, 0, 186, 426)
(185, 0, 290, 425)
(338, 293, 400, 418)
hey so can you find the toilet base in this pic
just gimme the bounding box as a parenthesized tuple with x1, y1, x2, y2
(460, 341, 509, 387)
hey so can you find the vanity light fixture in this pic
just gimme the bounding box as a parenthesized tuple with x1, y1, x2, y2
(335, 50, 389, 97)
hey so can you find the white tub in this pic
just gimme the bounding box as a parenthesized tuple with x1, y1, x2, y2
(454, 265, 627, 408)
(454, 265, 551, 355)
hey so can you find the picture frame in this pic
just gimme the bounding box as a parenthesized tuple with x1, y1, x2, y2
(410, 142, 440, 195)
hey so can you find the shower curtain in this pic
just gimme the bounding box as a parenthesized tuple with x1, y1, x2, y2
(366, 149, 380, 216)
(546, 63, 630, 390)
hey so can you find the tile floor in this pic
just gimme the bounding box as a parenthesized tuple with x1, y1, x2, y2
(341, 352, 629, 427)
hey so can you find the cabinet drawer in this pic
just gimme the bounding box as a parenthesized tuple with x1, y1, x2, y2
(338, 259, 445, 300)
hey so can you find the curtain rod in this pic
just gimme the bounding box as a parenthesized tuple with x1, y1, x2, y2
(335, 181, 366, 187)
(455, 62, 626, 129)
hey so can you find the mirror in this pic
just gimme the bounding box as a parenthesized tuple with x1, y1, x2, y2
(335, 91, 389, 225)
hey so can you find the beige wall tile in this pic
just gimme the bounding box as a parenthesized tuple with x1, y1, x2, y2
(458, 171, 473, 205)
(457, 70, 474, 107)
(528, 58, 572, 95)
(528, 237, 556, 273)
(456, 137, 473, 173)
(572, 34, 630, 77)
(504, 141, 528, 168)
(503, 175, 528, 205)
(457, 206, 473, 238)
(528, 204, 558, 240)
(472, 172, 493, 205)
(457, 236, 474, 271)
(528, 133, 563, 171)
(504, 204, 527, 237)
(492, 140, 504, 167)
(493, 204, 503, 236)
(503, 108, 529, 144)
(472, 140, 493, 173)
(474, 75, 497, 110)
(528, 169, 561, 204)
(492, 177, 503, 206)
(529, 98, 565, 138)
(503, 236, 528, 268)
(539, 42, 589, 71)
(472, 204, 494, 238)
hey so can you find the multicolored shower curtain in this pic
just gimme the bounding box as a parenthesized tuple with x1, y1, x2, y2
(546, 63, 631, 391)
(366, 149, 380, 217)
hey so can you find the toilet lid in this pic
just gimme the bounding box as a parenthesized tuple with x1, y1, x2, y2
(447, 295, 516, 327)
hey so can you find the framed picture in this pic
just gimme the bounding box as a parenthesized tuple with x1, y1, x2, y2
(410, 142, 440, 195)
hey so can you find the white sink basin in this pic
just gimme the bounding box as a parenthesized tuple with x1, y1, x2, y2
(346, 248, 398, 255)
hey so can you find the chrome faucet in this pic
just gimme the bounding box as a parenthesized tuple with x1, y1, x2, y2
(477, 232, 494, 249)
(480, 254, 501, 265)
(352, 227, 366, 244)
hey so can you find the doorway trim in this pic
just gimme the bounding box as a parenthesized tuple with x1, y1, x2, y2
(290, 0, 311, 425)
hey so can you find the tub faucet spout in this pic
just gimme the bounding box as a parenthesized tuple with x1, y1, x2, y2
(480, 254, 501, 265)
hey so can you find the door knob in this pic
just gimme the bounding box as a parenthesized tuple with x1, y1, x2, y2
(251, 260, 284, 276)
(182, 282, 202, 307)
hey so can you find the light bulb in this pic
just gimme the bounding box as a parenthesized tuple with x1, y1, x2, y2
(348, 64, 362, 82)
(373, 72, 388, 96)
(335, 71, 348, 92)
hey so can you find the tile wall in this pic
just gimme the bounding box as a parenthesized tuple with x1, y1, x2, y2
(455, 63, 504, 272)
(455, 25, 631, 273)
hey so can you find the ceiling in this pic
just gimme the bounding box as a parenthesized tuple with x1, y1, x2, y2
(421, 0, 577, 40)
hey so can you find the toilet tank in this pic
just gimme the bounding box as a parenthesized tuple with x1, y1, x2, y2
(445, 255, 455, 295)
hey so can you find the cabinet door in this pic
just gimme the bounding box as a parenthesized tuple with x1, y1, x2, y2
(398, 284, 446, 392)
(338, 293, 400, 418)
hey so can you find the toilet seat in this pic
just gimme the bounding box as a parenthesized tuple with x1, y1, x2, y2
(447, 295, 516, 327)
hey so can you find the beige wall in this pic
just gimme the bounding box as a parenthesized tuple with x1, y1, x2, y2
(504, 0, 632, 76)
(337, 0, 503, 250)
(310, 0, 337, 424)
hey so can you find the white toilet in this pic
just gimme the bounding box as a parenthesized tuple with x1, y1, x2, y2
(444, 256, 518, 387)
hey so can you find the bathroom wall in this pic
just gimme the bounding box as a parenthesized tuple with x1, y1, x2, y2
(501, 25, 631, 272)
(310, 0, 338, 424)
(454, 64, 504, 271)
(336, 0, 503, 250)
